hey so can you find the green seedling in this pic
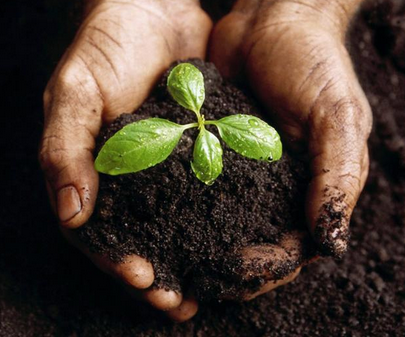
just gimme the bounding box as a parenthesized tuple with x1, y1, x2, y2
(95, 63, 282, 185)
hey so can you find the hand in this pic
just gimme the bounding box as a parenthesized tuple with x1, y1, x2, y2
(39, 0, 211, 322)
(210, 0, 372, 299)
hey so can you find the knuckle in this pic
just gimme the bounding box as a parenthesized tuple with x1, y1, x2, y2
(319, 94, 372, 142)
(43, 62, 103, 125)
(43, 87, 52, 110)
(39, 135, 69, 174)
(330, 97, 360, 128)
(363, 104, 373, 138)
(339, 173, 361, 196)
(57, 63, 84, 89)
(53, 61, 101, 105)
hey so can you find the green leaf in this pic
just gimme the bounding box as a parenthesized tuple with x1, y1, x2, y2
(191, 128, 223, 185)
(95, 118, 184, 175)
(167, 63, 205, 114)
(214, 114, 282, 161)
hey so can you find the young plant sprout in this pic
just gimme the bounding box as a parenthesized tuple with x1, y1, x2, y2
(95, 63, 282, 185)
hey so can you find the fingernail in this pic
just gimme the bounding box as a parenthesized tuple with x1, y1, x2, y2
(57, 186, 82, 222)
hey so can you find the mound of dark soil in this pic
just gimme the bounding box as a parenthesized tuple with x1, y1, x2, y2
(77, 60, 316, 299)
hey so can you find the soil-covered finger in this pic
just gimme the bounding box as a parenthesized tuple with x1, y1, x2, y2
(307, 87, 372, 258)
(165, 297, 199, 322)
(243, 267, 301, 301)
(239, 231, 312, 279)
(216, 232, 314, 300)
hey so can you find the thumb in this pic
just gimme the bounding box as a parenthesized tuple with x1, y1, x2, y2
(39, 65, 103, 228)
(306, 58, 372, 258)
(209, 10, 248, 80)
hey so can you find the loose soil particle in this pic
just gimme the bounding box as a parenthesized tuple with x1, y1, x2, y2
(77, 59, 315, 300)
(1, 0, 404, 336)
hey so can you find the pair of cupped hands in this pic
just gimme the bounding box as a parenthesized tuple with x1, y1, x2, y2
(40, 0, 372, 322)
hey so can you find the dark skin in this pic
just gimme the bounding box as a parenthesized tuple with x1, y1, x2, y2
(40, 0, 372, 322)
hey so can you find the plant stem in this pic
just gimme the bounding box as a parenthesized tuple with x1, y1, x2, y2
(194, 110, 203, 128)
(182, 122, 199, 130)
(198, 114, 206, 129)
(204, 120, 218, 126)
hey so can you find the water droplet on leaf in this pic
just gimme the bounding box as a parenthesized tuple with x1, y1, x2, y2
(249, 119, 259, 127)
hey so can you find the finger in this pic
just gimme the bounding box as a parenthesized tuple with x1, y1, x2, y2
(306, 72, 372, 258)
(360, 150, 370, 191)
(122, 282, 183, 312)
(209, 10, 248, 79)
(244, 267, 301, 301)
(62, 208, 169, 312)
(90, 253, 154, 290)
(237, 231, 312, 300)
(165, 297, 199, 322)
(39, 64, 103, 229)
(142, 288, 183, 311)
(61, 228, 154, 289)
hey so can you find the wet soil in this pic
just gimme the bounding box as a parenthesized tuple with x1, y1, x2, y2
(77, 59, 315, 300)
(1, 0, 404, 336)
